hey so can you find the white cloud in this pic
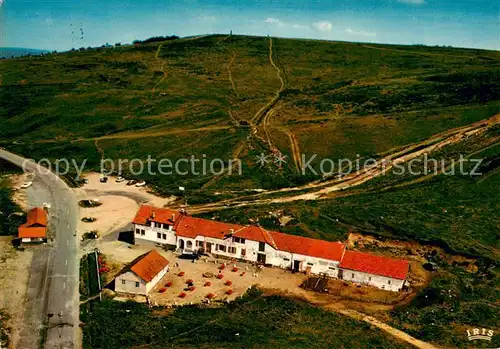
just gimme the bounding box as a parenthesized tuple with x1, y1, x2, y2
(0, 0, 5, 6)
(264, 17, 285, 26)
(345, 28, 377, 37)
(292, 24, 310, 30)
(313, 21, 333, 32)
(397, 0, 427, 4)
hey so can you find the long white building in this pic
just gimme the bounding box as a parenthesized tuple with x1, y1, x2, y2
(132, 205, 409, 291)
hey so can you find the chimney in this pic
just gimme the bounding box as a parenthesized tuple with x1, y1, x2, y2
(172, 213, 175, 221)
(151, 211, 156, 219)
(229, 229, 234, 234)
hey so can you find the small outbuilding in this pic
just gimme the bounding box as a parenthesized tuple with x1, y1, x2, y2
(18, 207, 48, 243)
(115, 250, 170, 296)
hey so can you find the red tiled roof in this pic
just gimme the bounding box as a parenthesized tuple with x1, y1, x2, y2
(18, 226, 46, 238)
(271, 232, 345, 261)
(130, 250, 169, 283)
(176, 216, 242, 240)
(18, 207, 48, 239)
(132, 205, 180, 226)
(339, 251, 409, 280)
(26, 207, 47, 227)
(235, 226, 277, 249)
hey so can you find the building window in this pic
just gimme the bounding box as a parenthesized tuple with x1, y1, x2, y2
(218, 244, 226, 252)
(228, 247, 236, 254)
(135, 282, 140, 288)
(157, 232, 161, 239)
(258, 242, 265, 252)
(241, 249, 246, 256)
(387, 280, 391, 285)
(284, 258, 290, 261)
(368, 277, 372, 282)
(163, 223, 169, 229)
(141, 229, 145, 236)
(162, 234, 167, 240)
(233, 237, 246, 244)
(351, 273, 355, 279)
(121, 280, 126, 285)
(307, 262, 314, 266)
(328, 267, 336, 270)
(135, 228, 140, 235)
(196, 240, 203, 247)
(187, 240, 193, 248)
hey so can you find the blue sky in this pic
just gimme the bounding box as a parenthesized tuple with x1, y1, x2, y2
(0, 0, 498, 51)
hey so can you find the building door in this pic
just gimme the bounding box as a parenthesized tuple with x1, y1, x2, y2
(293, 260, 301, 272)
(257, 253, 266, 264)
(179, 239, 185, 250)
(206, 242, 212, 253)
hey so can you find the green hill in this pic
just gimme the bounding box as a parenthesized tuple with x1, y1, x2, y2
(1, 35, 498, 191)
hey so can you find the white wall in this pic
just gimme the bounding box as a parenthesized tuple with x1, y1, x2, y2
(134, 224, 176, 246)
(340, 269, 405, 292)
(115, 271, 147, 295)
(145, 265, 170, 293)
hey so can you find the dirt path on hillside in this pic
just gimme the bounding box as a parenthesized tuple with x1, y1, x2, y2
(188, 113, 500, 213)
(277, 125, 302, 172)
(152, 43, 168, 93)
(76, 125, 234, 142)
(333, 307, 440, 349)
(250, 37, 286, 126)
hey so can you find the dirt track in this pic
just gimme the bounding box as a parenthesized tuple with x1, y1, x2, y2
(189, 113, 500, 213)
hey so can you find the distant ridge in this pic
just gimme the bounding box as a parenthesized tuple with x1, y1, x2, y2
(0, 47, 49, 58)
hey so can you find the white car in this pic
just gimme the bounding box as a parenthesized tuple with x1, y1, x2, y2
(20, 181, 33, 189)
(135, 181, 146, 187)
(116, 176, 125, 183)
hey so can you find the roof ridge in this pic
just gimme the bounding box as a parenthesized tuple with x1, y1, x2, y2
(257, 224, 277, 249)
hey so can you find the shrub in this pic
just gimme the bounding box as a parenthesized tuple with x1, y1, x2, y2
(186, 279, 194, 284)
(219, 264, 226, 270)
(225, 280, 232, 286)
(232, 267, 239, 272)
(204, 282, 212, 287)
(159, 288, 166, 293)
(226, 289, 234, 295)
(188, 286, 196, 292)
(177, 272, 185, 277)
(216, 274, 224, 279)
(205, 293, 216, 299)
(165, 281, 173, 287)
(178, 292, 187, 298)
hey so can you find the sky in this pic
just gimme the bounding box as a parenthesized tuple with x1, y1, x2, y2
(0, 0, 498, 51)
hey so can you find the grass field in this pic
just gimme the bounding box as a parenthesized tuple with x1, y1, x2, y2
(1, 35, 499, 192)
(81, 288, 410, 349)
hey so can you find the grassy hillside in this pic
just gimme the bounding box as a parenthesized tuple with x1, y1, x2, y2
(1, 35, 498, 192)
(81, 289, 410, 349)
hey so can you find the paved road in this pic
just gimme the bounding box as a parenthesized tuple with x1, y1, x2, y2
(0, 149, 79, 349)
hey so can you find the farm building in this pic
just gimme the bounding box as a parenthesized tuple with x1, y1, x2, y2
(131, 205, 409, 291)
(18, 207, 48, 243)
(115, 250, 170, 295)
(339, 251, 409, 292)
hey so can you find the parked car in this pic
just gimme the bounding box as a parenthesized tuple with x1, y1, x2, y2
(135, 181, 146, 187)
(126, 180, 137, 186)
(20, 181, 33, 189)
(116, 176, 125, 183)
(100, 176, 108, 183)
